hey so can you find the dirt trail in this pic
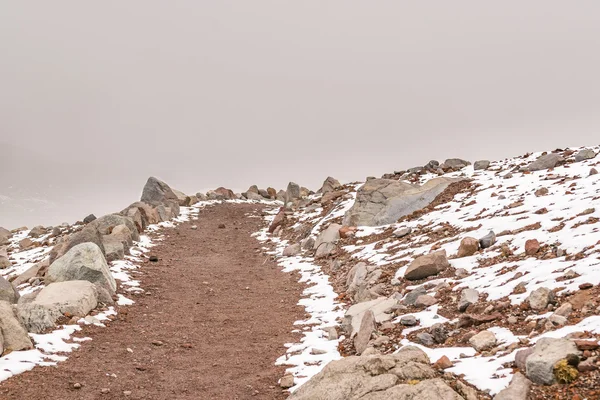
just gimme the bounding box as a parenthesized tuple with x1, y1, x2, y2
(0, 203, 304, 400)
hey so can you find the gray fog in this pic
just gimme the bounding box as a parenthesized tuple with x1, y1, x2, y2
(1, 1, 599, 229)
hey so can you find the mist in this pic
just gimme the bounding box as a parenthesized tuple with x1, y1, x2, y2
(1, 1, 600, 228)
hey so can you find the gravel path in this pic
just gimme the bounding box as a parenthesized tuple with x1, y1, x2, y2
(0, 203, 303, 399)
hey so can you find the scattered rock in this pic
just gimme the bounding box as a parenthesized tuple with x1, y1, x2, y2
(392, 227, 412, 238)
(525, 239, 540, 256)
(283, 243, 301, 257)
(404, 250, 450, 280)
(343, 297, 397, 336)
(574, 148, 597, 162)
(535, 187, 549, 197)
(416, 332, 435, 346)
(525, 338, 580, 385)
(479, 231, 496, 249)
(493, 372, 532, 400)
(149, 256, 159, 262)
(320, 177, 342, 194)
(354, 310, 376, 355)
(590, 168, 598, 176)
(527, 287, 555, 311)
(83, 214, 97, 224)
(523, 153, 564, 172)
(400, 315, 418, 326)
(457, 237, 479, 258)
(0, 277, 19, 304)
(429, 323, 448, 344)
(458, 288, 479, 312)
(280, 374, 295, 389)
(414, 295, 437, 308)
(474, 160, 490, 171)
(433, 355, 453, 370)
(469, 330, 497, 351)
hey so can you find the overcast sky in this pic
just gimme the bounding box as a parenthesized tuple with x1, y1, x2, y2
(1, 1, 600, 228)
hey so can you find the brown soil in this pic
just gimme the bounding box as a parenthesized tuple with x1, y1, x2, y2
(0, 203, 304, 400)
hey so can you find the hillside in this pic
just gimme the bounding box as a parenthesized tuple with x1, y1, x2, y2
(0, 146, 598, 399)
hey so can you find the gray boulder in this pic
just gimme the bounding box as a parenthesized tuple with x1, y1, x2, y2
(122, 202, 160, 231)
(140, 176, 180, 216)
(343, 298, 397, 336)
(354, 310, 376, 355)
(479, 231, 496, 249)
(443, 158, 470, 170)
(83, 214, 97, 224)
(523, 153, 564, 172)
(289, 347, 461, 400)
(404, 250, 450, 280)
(494, 372, 532, 400)
(0, 277, 19, 304)
(0, 255, 10, 269)
(195, 192, 208, 201)
(313, 224, 341, 258)
(47, 242, 117, 294)
(321, 177, 342, 194)
(90, 214, 140, 241)
(172, 188, 192, 206)
(282, 243, 301, 257)
(393, 227, 412, 238)
(28, 225, 46, 238)
(469, 330, 497, 351)
(102, 236, 125, 262)
(285, 182, 301, 205)
(527, 287, 555, 311)
(574, 148, 597, 162)
(343, 177, 462, 227)
(18, 281, 98, 333)
(474, 160, 491, 171)
(0, 301, 33, 351)
(525, 338, 580, 385)
(245, 191, 264, 201)
(48, 224, 105, 264)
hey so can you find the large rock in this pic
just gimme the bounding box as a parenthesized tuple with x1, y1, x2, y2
(102, 236, 125, 262)
(479, 231, 496, 249)
(474, 160, 490, 171)
(0, 301, 33, 351)
(443, 158, 470, 170)
(343, 297, 397, 336)
(0, 255, 11, 269)
(404, 250, 450, 280)
(12, 261, 47, 287)
(47, 242, 116, 294)
(493, 372, 532, 400)
(523, 153, 564, 172)
(574, 148, 597, 162)
(172, 189, 192, 206)
(354, 310, 375, 355)
(18, 281, 98, 333)
(525, 338, 580, 385)
(0, 277, 19, 304)
(285, 182, 301, 205)
(48, 224, 105, 265)
(140, 177, 181, 216)
(0, 227, 11, 246)
(320, 177, 342, 194)
(289, 347, 461, 400)
(343, 177, 462, 227)
(110, 224, 134, 248)
(90, 214, 140, 241)
(313, 224, 342, 251)
(215, 187, 235, 200)
(28, 225, 46, 238)
(122, 202, 160, 232)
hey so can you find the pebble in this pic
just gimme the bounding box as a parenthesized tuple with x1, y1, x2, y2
(73, 383, 82, 389)
(101, 388, 110, 394)
(123, 391, 132, 396)
(152, 340, 164, 346)
(580, 283, 594, 290)
(191, 225, 198, 230)
(149, 256, 159, 262)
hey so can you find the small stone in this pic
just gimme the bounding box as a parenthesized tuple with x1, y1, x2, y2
(393, 227, 412, 238)
(151, 340, 164, 346)
(429, 323, 448, 344)
(525, 239, 540, 256)
(149, 256, 159, 262)
(590, 168, 598, 176)
(479, 231, 496, 249)
(458, 288, 479, 312)
(469, 330, 497, 351)
(457, 237, 479, 258)
(416, 332, 435, 346)
(414, 294, 437, 308)
(535, 187, 549, 197)
(507, 316, 518, 324)
(73, 383, 82, 389)
(574, 340, 600, 351)
(101, 388, 110, 394)
(579, 283, 593, 290)
(400, 315, 418, 326)
(218, 224, 226, 229)
(433, 355, 453, 369)
(280, 374, 295, 389)
(123, 391, 132, 397)
(190, 225, 198, 230)
(455, 268, 469, 279)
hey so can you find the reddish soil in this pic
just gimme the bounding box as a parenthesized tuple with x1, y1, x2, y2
(0, 203, 304, 400)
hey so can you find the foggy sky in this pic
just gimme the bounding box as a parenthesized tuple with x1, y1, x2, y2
(2, 1, 600, 229)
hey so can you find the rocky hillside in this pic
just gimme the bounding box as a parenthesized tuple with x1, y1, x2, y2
(0, 145, 599, 399)
(259, 146, 600, 399)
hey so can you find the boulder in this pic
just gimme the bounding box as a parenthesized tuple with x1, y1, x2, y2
(343, 297, 397, 336)
(283, 243, 301, 257)
(493, 372, 532, 400)
(474, 160, 490, 171)
(91, 214, 140, 241)
(276, 190, 286, 202)
(315, 242, 336, 259)
(314, 224, 342, 251)
(525, 338, 580, 385)
(123, 202, 160, 231)
(172, 189, 192, 206)
(195, 192, 208, 201)
(83, 214, 97, 224)
(457, 237, 479, 258)
(12, 261, 47, 287)
(404, 250, 450, 280)
(110, 224, 134, 248)
(141, 176, 179, 205)
(523, 153, 564, 172)
(414, 295, 437, 307)
(18, 281, 98, 333)
(392, 227, 412, 238)
(346, 262, 369, 298)
(469, 330, 497, 351)
(102, 236, 125, 262)
(354, 310, 376, 355)
(343, 177, 462, 227)
(402, 286, 427, 306)
(155, 204, 173, 222)
(214, 187, 235, 200)
(47, 242, 116, 294)
(525, 239, 540, 256)
(285, 182, 301, 205)
(19, 238, 35, 250)
(246, 185, 259, 195)
(527, 287, 555, 311)
(574, 148, 597, 162)
(320, 177, 342, 194)
(0, 301, 33, 351)
(458, 288, 479, 312)
(28, 225, 46, 238)
(289, 347, 461, 400)
(443, 158, 470, 170)
(267, 187, 277, 199)
(49, 224, 106, 265)
(479, 231, 496, 249)
(0, 228, 11, 246)
(245, 191, 264, 201)
(0, 277, 19, 304)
